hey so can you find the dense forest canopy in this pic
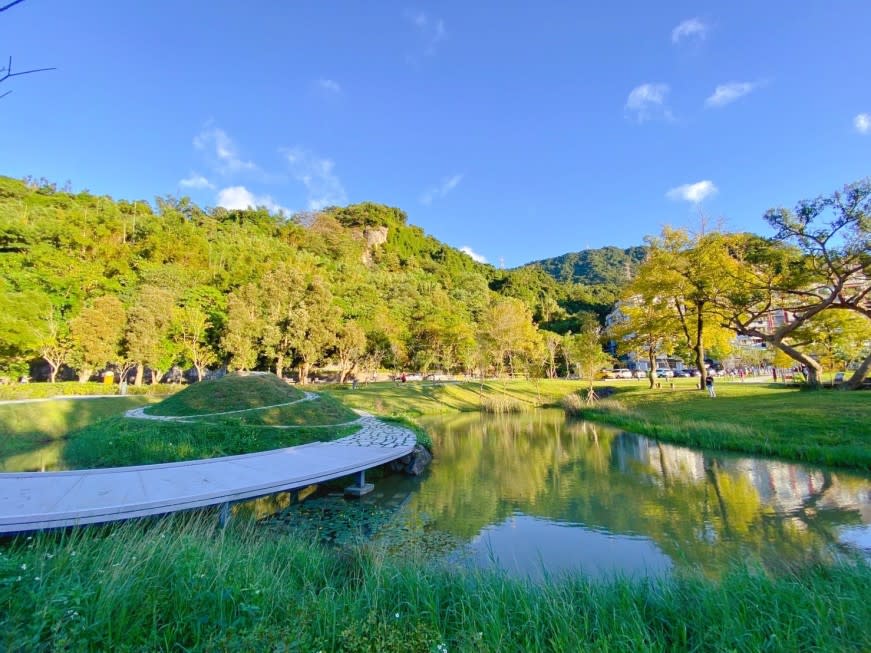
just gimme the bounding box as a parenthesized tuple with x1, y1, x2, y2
(0, 176, 618, 381)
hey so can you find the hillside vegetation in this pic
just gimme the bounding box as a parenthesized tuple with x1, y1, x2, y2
(0, 176, 628, 381)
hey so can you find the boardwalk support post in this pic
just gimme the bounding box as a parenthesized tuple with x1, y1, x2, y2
(345, 469, 375, 497)
(218, 502, 231, 528)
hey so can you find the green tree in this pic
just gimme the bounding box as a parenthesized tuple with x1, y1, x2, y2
(69, 295, 126, 382)
(172, 304, 216, 382)
(223, 284, 265, 371)
(641, 228, 737, 389)
(333, 320, 366, 383)
(478, 297, 538, 377)
(125, 286, 177, 385)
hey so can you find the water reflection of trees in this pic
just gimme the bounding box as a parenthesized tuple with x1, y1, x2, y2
(413, 411, 870, 573)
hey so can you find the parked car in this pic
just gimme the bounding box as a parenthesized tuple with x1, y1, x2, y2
(672, 369, 691, 378)
(632, 369, 647, 379)
(613, 368, 633, 379)
(656, 368, 674, 378)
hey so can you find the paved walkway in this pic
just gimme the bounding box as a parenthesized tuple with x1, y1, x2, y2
(0, 401, 417, 535)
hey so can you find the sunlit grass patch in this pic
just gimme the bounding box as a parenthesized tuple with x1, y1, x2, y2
(146, 373, 304, 416)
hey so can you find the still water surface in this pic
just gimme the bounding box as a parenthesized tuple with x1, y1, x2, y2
(397, 410, 871, 579)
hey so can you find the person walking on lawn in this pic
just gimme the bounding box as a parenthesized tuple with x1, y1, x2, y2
(705, 374, 716, 398)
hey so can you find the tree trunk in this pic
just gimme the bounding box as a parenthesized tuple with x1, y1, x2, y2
(843, 352, 871, 390)
(695, 307, 706, 391)
(275, 354, 284, 378)
(151, 368, 163, 385)
(77, 368, 93, 383)
(48, 364, 58, 383)
(774, 341, 822, 386)
(195, 364, 204, 382)
(647, 346, 656, 389)
(299, 362, 311, 384)
(134, 364, 144, 386)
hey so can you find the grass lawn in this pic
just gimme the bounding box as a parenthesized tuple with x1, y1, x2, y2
(0, 396, 160, 458)
(576, 379, 871, 470)
(62, 417, 360, 469)
(325, 378, 581, 416)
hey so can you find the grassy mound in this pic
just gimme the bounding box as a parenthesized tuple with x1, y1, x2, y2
(197, 392, 358, 427)
(145, 373, 304, 416)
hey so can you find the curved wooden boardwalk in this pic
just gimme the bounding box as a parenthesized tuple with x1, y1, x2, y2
(0, 415, 417, 535)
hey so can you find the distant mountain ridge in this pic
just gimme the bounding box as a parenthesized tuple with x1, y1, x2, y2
(522, 245, 648, 286)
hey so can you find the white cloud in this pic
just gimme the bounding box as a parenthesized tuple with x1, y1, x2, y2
(193, 126, 257, 174)
(420, 173, 463, 205)
(666, 180, 718, 204)
(854, 113, 871, 134)
(178, 173, 214, 190)
(283, 148, 347, 211)
(460, 246, 487, 264)
(405, 10, 446, 57)
(705, 82, 760, 108)
(671, 18, 708, 44)
(316, 78, 341, 93)
(217, 186, 289, 215)
(625, 83, 672, 122)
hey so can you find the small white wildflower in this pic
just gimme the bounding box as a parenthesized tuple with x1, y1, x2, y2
(46, 553, 54, 559)
(20, 563, 27, 570)
(34, 576, 41, 581)
(395, 612, 400, 619)
(70, 551, 76, 557)
(16, 576, 22, 581)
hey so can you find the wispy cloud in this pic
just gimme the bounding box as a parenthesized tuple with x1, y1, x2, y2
(460, 246, 487, 264)
(405, 10, 446, 58)
(283, 147, 347, 211)
(420, 174, 463, 205)
(178, 173, 214, 190)
(316, 78, 341, 94)
(705, 81, 761, 108)
(193, 126, 258, 175)
(854, 113, 871, 134)
(625, 83, 672, 122)
(666, 180, 718, 204)
(672, 18, 708, 44)
(216, 186, 289, 215)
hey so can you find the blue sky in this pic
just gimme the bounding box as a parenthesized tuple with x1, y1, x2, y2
(2, 1, 869, 267)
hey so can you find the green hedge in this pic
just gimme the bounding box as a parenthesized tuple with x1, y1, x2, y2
(0, 382, 182, 401)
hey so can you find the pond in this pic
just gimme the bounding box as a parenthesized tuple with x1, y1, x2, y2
(382, 409, 870, 580)
(3, 408, 869, 581)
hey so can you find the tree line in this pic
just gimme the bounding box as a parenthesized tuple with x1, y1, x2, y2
(1, 176, 867, 388)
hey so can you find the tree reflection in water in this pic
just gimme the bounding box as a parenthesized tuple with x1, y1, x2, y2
(407, 410, 870, 578)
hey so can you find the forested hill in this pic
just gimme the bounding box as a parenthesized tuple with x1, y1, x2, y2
(0, 176, 616, 380)
(523, 246, 648, 286)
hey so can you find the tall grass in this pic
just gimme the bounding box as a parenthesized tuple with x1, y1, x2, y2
(1, 517, 868, 651)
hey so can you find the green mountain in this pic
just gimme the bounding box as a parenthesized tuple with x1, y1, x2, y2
(523, 246, 648, 286)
